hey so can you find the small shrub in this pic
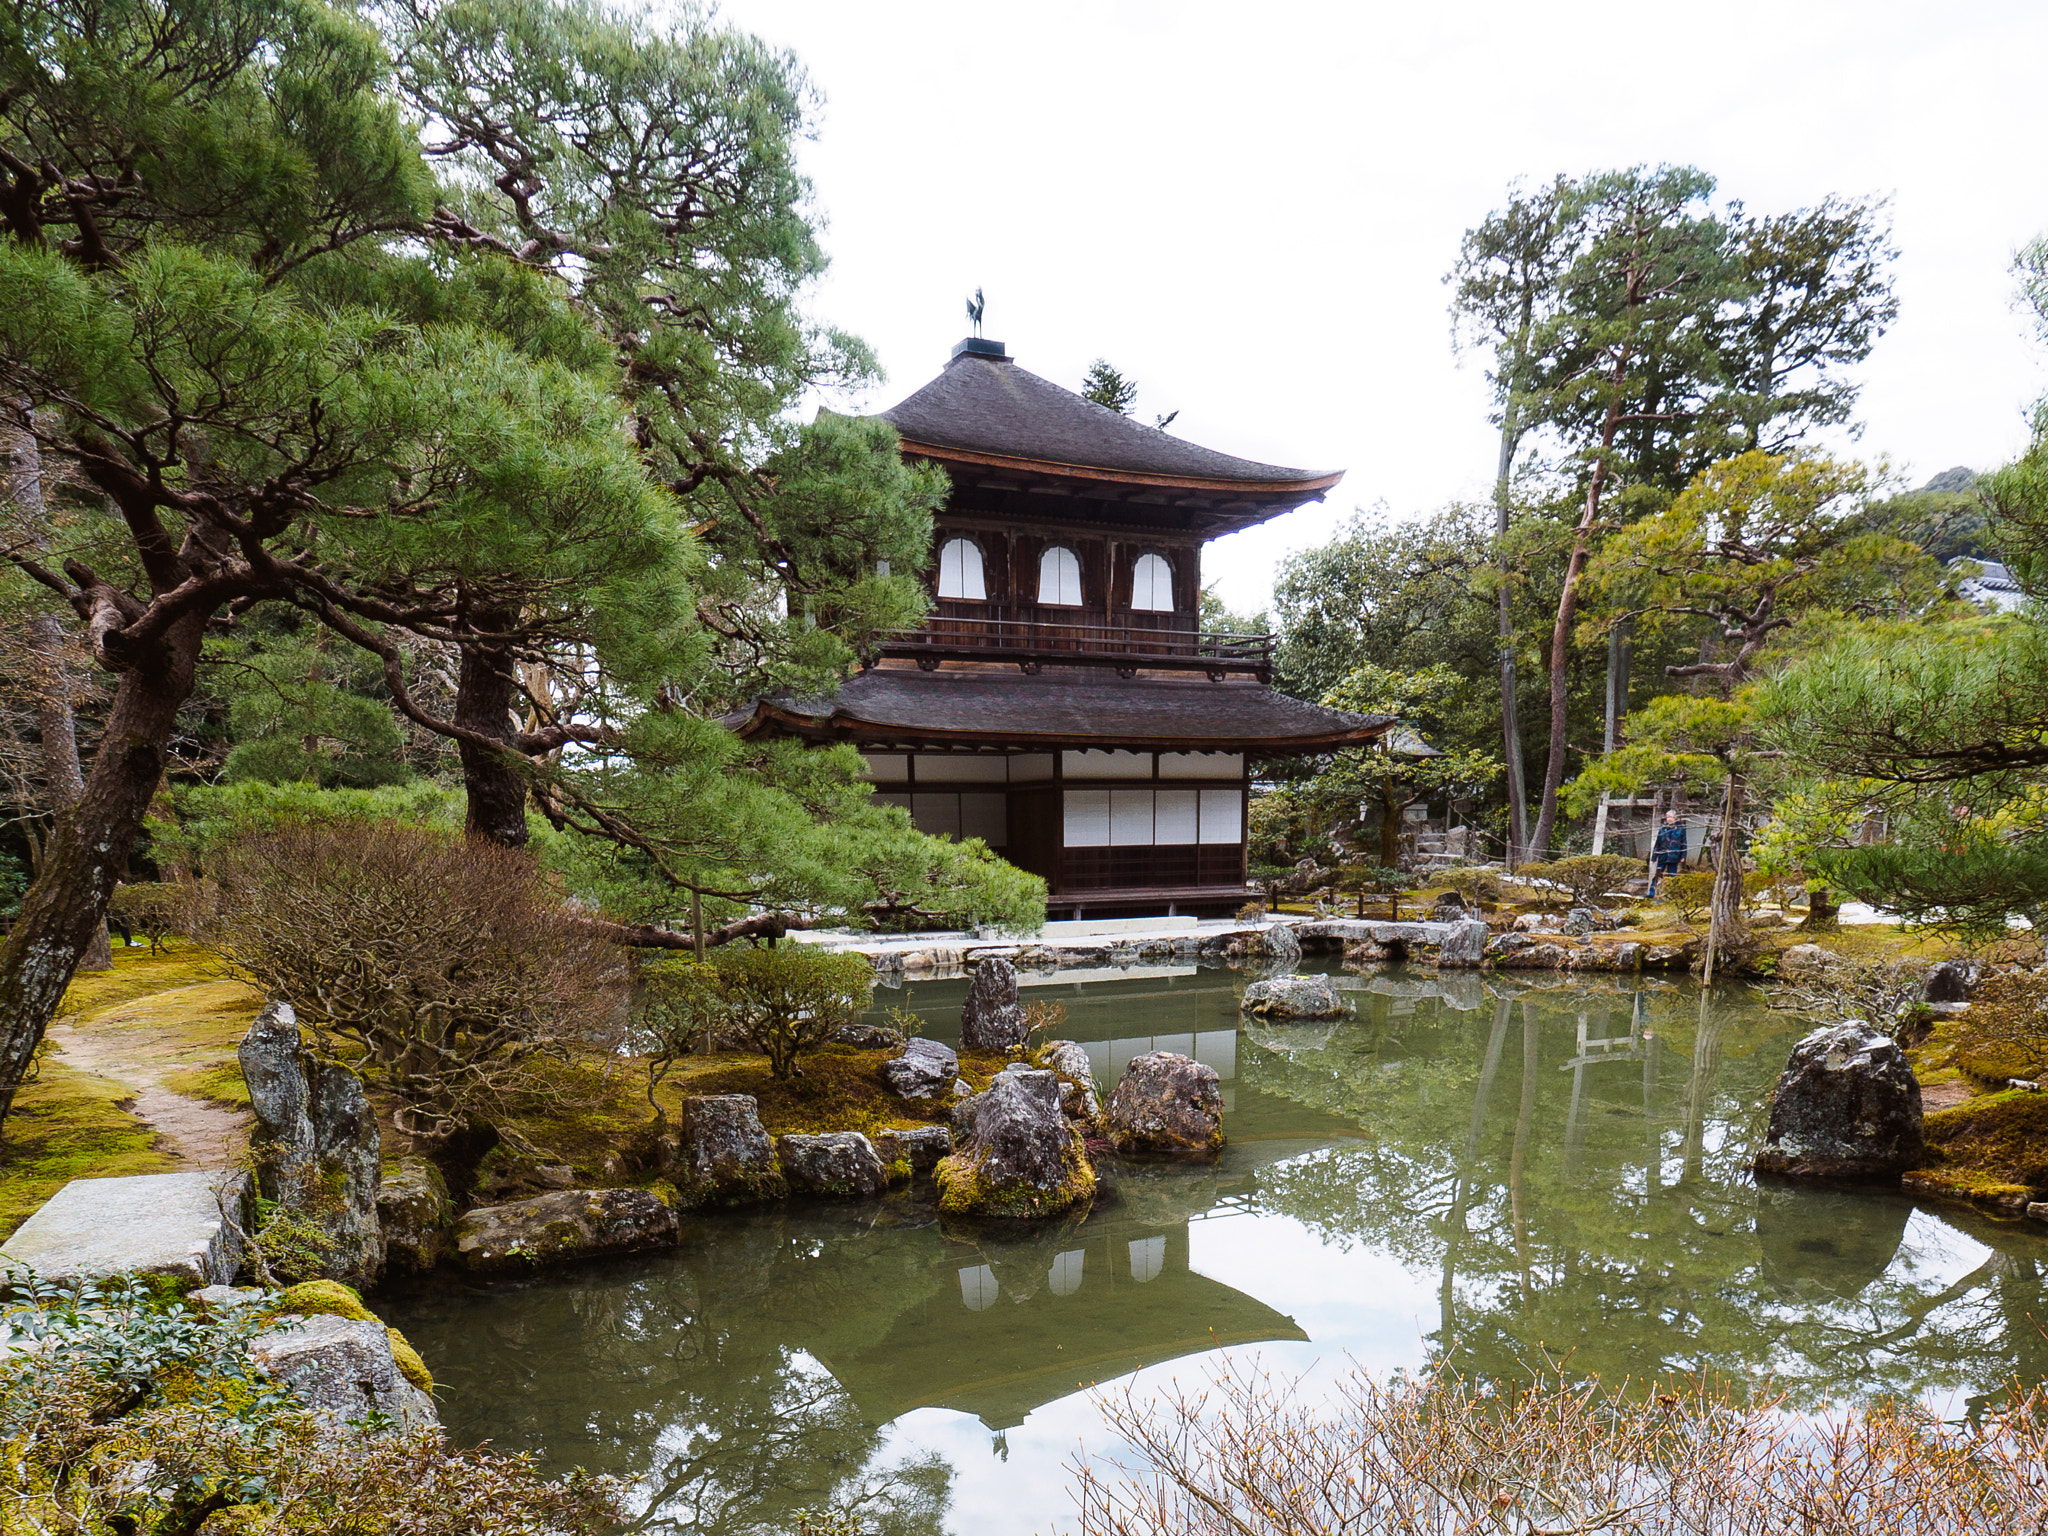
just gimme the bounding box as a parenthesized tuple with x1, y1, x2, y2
(1023, 999, 1068, 1054)
(1662, 869, 1717, 925)
(108, 881, 190, 953)
(679, 944, 876, 1079)
(1516, 854, 1641, 908)
(1235, 900, 1267, 924)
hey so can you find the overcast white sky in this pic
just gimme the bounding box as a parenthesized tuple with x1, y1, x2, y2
(713, 0, 2048, 615)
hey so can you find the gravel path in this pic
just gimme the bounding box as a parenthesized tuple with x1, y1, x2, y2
(47, 1013, 251, 1169)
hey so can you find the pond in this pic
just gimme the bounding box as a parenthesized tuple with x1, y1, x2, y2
(383, 961, 2048, 1535)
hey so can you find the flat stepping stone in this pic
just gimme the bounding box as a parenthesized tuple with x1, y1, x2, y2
(1, 1170, 249, 1290)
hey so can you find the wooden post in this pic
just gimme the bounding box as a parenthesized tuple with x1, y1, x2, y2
(692, 887, 705, 963)
(1591, 792, 1611, 856)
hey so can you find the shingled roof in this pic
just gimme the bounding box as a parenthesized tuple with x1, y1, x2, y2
(877, 341, 1342, 496)
(736, 666, 1390, 753)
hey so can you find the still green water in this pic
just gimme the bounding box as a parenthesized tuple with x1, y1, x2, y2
(383, 962, 2048, 1535)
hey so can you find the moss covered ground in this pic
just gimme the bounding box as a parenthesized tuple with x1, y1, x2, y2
(1, 946, 259, 1239)
(0, 1052, 181, 1239)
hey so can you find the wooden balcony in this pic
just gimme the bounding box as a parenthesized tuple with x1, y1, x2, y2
(877, 614, 1275, 680)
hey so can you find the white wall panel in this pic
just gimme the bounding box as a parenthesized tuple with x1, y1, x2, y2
(1064, 789, 1110, 847)
(1110, 789, 1155, 846)
(1154, 788, 1200, 844)
(1199, 788, 1243, 844)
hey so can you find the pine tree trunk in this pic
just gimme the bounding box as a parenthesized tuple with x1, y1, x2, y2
(1494, 429, 1528, 866)
(1528, 392, 1624, 856)
(2, 412, 111, 970)
(0, 611, 207, 1124)
(453, 610, 531, 847)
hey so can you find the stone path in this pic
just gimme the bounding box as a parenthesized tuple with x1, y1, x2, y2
(48, 998, 251, 1168)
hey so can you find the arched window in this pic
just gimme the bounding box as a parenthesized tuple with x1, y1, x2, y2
(1038, 545, 1083, 606)
(1131, 551, 1174, 612)
(936, 537, 986, 600)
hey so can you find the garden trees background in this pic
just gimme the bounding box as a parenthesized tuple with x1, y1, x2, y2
(0, 0, 1040, 1132)
(1264, 156, 2048, 945)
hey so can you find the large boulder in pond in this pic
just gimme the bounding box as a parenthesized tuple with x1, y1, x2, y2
(249, 1313, 437, 1436)
(238, 1001, 383, 1287)
(666, 1095, 786, 1207)
(961, 956, 1028, 1050)
(883, 1037, 959, 1098)
(454, 1187, 678, 1272)
(375, 1157, 453, 1278)
(1753, 1022, 1925, 1181)
(1107, 1051, 1224, 1157)
(777, 1132, 889, 1199)
(1240, 974, 1347, 1019)
(937, 1069, 1094, 1221)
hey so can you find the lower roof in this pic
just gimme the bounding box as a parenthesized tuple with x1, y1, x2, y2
(734, 664, 1390, 754)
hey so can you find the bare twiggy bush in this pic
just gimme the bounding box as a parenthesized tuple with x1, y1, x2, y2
(194, 821, 631, 1136)
(1067, 1357, 2048, 1536)
(1770, 957, 1929, 1040)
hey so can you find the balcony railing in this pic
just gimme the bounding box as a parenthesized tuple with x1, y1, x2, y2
(877, 615, 1275, 679)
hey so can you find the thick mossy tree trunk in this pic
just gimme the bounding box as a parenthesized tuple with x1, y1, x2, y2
(453, 608, 531, 848)
(0, 611, 207, 1122)
(2, 412, 110, 970)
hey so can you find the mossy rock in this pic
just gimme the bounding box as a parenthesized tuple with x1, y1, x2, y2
(269, 1278, 373, 1322)
(934, 1135, 1096, 1221)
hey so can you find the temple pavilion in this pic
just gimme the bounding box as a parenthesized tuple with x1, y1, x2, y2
(735, 335, 1389, 916)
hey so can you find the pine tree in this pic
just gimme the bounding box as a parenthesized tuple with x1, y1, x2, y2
(1081, 359, 1138, 414)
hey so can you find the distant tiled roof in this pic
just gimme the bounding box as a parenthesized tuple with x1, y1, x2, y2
(1948, 556, 2028, 613)
(735, 666, 1390, 753)
(877, 345, 1341, 494)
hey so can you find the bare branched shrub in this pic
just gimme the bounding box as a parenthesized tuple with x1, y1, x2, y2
(108, 880, 189, 953)
(194, 821, 630, 1136)
(1069, 1357, 2048, 1535)
(1770, 957, 1930, 1040)
(1517, 854, 1644, 909)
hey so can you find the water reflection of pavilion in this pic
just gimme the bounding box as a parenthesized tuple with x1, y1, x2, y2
(812, 1189, 1307, 1430)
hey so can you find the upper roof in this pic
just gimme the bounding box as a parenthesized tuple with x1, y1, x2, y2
(734, 665, 1391, 753)
(876, 340, 1343, 500)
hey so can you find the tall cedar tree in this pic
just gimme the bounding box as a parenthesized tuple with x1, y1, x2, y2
(1452, 172, 1893, 857)
(1449, 175, 1580, 861)
(1510, 168, 1733, 856)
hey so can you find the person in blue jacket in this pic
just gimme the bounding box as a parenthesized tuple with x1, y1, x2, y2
(1649, 811, 1688, 896)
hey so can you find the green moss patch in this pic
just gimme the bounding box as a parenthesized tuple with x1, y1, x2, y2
(56, 946, 230, 1018)
(0, 1057, 177, 1240)
(670, 1045, 1007, 1142)
(159, 1060, 251, 1108)
(1919, 1089, 2048, 1200)
(1908, 971, 2048, 1087)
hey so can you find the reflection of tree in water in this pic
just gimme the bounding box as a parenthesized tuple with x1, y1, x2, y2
(1239, 975, 2048, 1406)
(388, 1212, 952, 1536)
